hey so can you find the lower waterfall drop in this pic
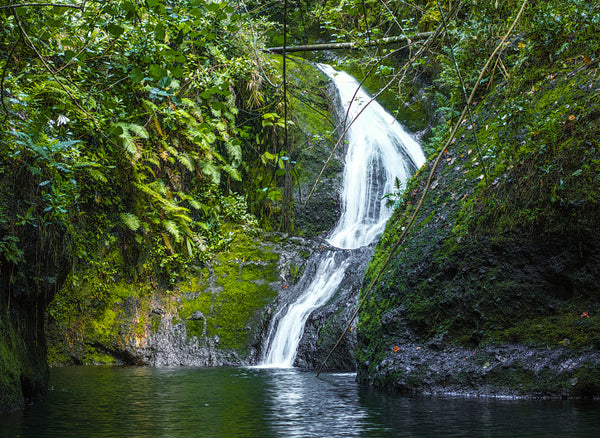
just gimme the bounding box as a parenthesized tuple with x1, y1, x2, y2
(260, 64, 426, 368)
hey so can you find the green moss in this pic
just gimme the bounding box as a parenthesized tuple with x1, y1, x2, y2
(572, 363, 600, 398)
(456, 64, 600, 238)
(274, 55, 333, 135)
(0, 314, 25, 412)
(485, 366, 574, 395)
(47, 231, 282, 364)
(499, 311, 600, 349)
(358, 55, 600, 399)
(82, 346, 117, 366)
(195, 240, 279, 352)
(47, 271, 156, 365)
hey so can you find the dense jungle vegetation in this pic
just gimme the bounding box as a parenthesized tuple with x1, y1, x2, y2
(1, 0, 296, 411)
(1, 0, 599, 410)
(0, 0, 294, 288)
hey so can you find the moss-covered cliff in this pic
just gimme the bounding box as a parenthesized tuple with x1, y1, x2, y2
(357, 45, 600, 397)
(46, 233, 318, 366)
(45, 57, 344, 368)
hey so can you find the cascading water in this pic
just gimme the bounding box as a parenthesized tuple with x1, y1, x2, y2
(260, 64, 426, 368)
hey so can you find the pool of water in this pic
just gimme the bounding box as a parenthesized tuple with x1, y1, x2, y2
(2, 366, 600, 437)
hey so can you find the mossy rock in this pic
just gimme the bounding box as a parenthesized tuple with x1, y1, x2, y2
(357, 60, 600, 397)
(46, 232, 297, 366)
(180, 235, 280, 354)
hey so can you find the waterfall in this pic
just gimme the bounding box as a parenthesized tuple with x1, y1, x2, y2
(260, 64, 426, 368)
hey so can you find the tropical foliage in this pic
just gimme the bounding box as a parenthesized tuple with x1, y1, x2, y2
(0, 0, 294, 292)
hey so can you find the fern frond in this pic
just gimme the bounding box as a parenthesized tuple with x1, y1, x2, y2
(148, 179, 169, 197)
(192, 233, 207, 252)
(161, 233, 175, 254)
(188, 199, 202, 210)
(163, 219, 181, 242)
(174, 213, 193, 223)
(181, 98, 196, 109)
(89, 168, 108, 182)
(201, 161, 221, 185)
(225, 141, 242, 164)
(153, 117, 164, 138)
(120, 212, 141, 231)
(126, 123, 149, 139)
(177, 153, 194, 172)
(114, 123, 148, 156)
(142, 99, 158, 113)
(142, 149, 161, 167)
(221, 164, 241, 181)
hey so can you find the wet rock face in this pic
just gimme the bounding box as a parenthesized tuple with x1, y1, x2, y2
(356, 194, 600, 397)
(46, 234, 326, 368)
(294, 174, 342, 238)
(357, 340, 600, 399)
(294, 289, 358, 371)
(294, 247, 371, 371)
(355, 61, 600, 397)
(356, 184, 600, 397)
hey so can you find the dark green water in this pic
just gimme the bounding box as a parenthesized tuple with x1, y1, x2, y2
(2, 366, 600, 437)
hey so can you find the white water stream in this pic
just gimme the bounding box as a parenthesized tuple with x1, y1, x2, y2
(260, 64, 426, 368)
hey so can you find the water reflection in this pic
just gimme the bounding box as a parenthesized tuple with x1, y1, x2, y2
(1, 367, 600, 437)
(261, 369, 369, 437)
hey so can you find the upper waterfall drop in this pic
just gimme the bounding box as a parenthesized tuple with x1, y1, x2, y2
(260, 64, 425, 368)
(318, 64, 426, 249)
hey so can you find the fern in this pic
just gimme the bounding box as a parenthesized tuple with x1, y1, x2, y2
(148, 179, 169, 197)
(225, 141, 242, 164)
(142, 149, 161, 168)
(201, 161, 221, 184)
(177, 153, 195, 171)
(221, 163, 241, 181)
(161, 233, 175, 254)
(192, 233, 207, 252)
(89, 168, 108, 183)
(120, 212, 141, 231)
(187, 198, 202, 210)
(114, 123, 148, 156)
(174, 213, 193, 223)
(142, 99, 159, 113)
(163, 219, 181, 242)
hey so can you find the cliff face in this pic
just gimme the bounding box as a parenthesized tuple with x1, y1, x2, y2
(0, 224, 69, 414)
(46, 234, 317, 367)
(356, 61, 600, 397)
(0, 300, 48, 414)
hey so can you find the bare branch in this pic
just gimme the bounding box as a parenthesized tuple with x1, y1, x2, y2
(265, 32, 433, 53)
(0, 3, 83, 10)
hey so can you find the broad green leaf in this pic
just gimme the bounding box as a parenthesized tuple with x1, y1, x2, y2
(155, 23, 166, 42)
(107, 24, 124, 38)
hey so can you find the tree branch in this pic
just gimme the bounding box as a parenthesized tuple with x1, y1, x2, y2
(0, 3, 83, 10)
(265, 32, 433, 53)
